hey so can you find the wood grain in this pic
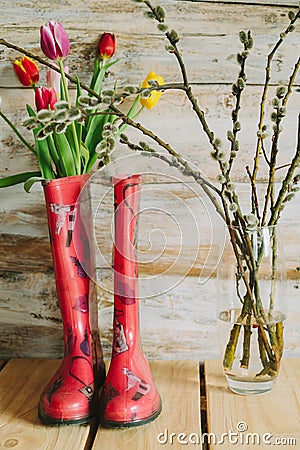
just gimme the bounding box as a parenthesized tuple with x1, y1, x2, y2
(0, 0, 299, 360)
(0, 359, 92, 450)
(0, 180, 299, 276)
(205, 358, 300, 449)
(1, 267, 298, 362)
(1, 85, 299, 183)
(0, 1, 299, 86)
(92, 360, 202, 450)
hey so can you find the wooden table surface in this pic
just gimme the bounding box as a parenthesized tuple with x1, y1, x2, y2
(0, 358, 299, 450)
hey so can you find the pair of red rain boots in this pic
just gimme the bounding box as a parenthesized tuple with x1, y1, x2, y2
(38, 174, 161, 427)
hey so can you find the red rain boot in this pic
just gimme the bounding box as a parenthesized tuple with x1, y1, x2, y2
(100, 174, 162, 427)
(38, 175, 105, 425)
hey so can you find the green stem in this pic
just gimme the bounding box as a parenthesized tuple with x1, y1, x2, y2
(223, 324, 241, 371)
(276, 322, 284, 361)
(58, 58, 81, 175)
(269, 229, 277, 318)
(258, 327, 269, 370)
(240, 316, 252, 369)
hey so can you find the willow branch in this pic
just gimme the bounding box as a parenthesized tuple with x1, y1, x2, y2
(269, 113, 300, 226)
(246, 165, 260, 222)
(282, 56, 300, 108)
(262, 56, 300, 225)
(115, 111, 225, 219)
(251, 9, 300, 187)
(0, 38, 102, 99)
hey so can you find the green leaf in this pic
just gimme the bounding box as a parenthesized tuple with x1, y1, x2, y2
(27, 105, 55, 180)
(84, 112, 111, 155)
(117, 94, 141, 137)
(26, 104, 36, 117)
(76, 76, 82, 103)
(93, 58, 120, 95)
(85, 151, 98, 174)
(75, 77, 83, 144)
(62, 123, 81, 173)
(46, 135, 63, 177)
(0, 171, 42, 188)
(53, 132, 77, 176)
(102, 58, 120, 73)
(89, 58, 100, 92)
(24, 176, 45, 193)
(35, 137, 55, 179)
(80, 141, 90, 173)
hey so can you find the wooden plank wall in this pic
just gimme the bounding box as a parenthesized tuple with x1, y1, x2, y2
(0, 0, 299, 360)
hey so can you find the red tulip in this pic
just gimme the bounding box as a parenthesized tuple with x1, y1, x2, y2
(35, 86, 57, 111)
(98, 33, 116, 60)
(13, 57, 39, 87)
(40, 20, 70, 60)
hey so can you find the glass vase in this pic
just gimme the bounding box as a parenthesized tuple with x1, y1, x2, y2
(217, 225, 287, 395)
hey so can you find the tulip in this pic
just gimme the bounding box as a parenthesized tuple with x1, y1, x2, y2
(35, 86, 57, 111)
(13, 56, 39, 87)
(140, 71, 164, 109)
(98, 33, 116, 60)
(46, 65, 69, 96)
(40, 20, 70, 60)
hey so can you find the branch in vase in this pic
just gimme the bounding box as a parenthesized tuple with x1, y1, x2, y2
(261, 95, 285, 225)
(246, 165, 260, 222)
(144, 0, 219, 153)
(240, 318, 252, 369)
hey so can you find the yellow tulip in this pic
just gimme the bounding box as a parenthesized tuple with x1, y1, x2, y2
(140, 71, 164, 109)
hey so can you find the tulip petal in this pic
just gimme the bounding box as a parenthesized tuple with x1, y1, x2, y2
(21, 57, 39, 84)
(98, 33, 116, 60)
(40, 25, 58, 60)
(35, 87, 45, 111)
(53, 21, 70, 58)
(13, 60, 31, 86)
(35, 86, 58, 111)
(140, 71, 164, 109)
(48, 87, 58, 110)
(46, 67, 61, 93)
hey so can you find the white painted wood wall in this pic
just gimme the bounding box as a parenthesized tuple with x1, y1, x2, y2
(0, 0, 299, 361)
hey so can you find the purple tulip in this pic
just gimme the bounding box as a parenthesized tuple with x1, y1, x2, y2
(40, 20, 70, 61)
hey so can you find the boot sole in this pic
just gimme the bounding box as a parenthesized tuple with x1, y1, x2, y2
(38, 406, 93, 426)
(101, 399, 162, 428)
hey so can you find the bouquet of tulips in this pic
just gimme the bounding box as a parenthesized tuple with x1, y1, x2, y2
(0, 21, 164, 191)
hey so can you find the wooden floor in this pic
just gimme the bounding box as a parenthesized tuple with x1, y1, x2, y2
(0, 359, 299, 450)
